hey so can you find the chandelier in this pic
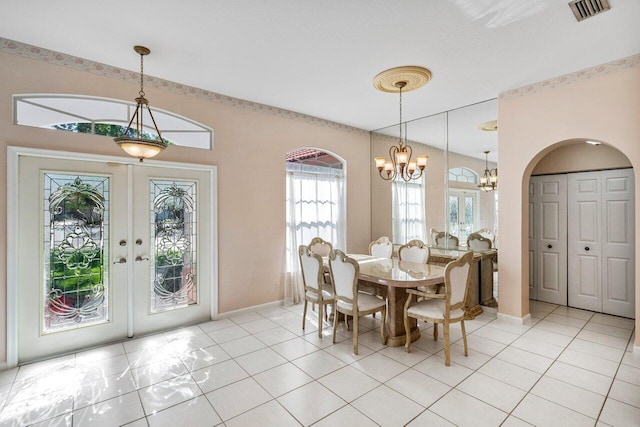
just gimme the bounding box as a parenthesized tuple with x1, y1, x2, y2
(479, 151, 498, 192)
(114, 45, 168, 162)
(373, 66, 430, 182)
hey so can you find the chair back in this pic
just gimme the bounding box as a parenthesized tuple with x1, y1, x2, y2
(308, 237, 332, 257)
(467, 233, 492, 250)
(475, 228, 496, 245)
(298, 245, 324, 294)
(435, 232, 459, 248)
(398, 239, 429, 264)
(328, 249, 359, 304)
(369, 236, 393, 258)
(429, 228, 440, 246)
(444, 251, 474, 313)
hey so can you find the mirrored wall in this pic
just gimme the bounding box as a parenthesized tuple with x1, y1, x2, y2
(370, 98, 498, 306)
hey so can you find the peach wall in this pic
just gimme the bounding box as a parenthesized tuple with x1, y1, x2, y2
(0, 52, 372, 364)
(498, 64, 640, 345)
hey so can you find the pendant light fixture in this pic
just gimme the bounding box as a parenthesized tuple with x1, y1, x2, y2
(373, 66, 431, 182)
(479, 150, 498, 192)
(114, 45, 168, 162)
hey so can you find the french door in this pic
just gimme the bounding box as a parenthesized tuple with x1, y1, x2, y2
(448, 190, 477, 244)
(15, 153, 214, 363)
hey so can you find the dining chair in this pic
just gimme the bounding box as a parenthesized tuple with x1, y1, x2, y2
(467, 232, 492, 250)
(308, 237, 333, 257)
(329, 249, 387, 354)
(429, 228, 440, 246)
(398, 239, 430, 264)
(308, 237, 334, 312)
(474, 228, 496, 246)
(435, 232, 459, 248)
(299, 245, 335, 338)
(369, 236, 393, 258)
(403, 251, 474, 366)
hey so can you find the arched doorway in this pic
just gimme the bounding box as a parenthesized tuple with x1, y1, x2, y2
(524, 139, 635, 318)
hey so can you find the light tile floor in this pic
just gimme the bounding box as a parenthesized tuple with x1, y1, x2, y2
(0, 300, 638, 426)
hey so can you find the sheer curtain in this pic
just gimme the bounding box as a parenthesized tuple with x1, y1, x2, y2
(284, 166, 345, 305)
(392, 177, 426, 244)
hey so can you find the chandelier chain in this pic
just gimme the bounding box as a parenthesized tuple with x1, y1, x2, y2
(398, 85, 403, 146)
(139, 51, 145, 98)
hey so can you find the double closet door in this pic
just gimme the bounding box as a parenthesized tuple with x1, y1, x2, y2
(16, 155, 214, 363)
(529, 169, 635, 318)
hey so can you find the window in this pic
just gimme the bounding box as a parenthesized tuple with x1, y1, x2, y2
(392, 177, 426, 244)
(284, 149, 345, 305)
(448, 167, 478, 184)
(14, 95, 213, 150)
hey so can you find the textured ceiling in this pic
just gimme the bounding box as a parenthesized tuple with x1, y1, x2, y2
(1, 0, 639, 161)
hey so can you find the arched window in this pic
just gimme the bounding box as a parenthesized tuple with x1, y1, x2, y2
(448, 167, 478, 184)
(14, 94, 213, 150)
(284, 149, 345, 305)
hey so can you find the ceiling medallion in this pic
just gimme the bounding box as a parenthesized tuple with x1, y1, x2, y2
(373, 66, 432, 93)
(478, 120, 498, 131)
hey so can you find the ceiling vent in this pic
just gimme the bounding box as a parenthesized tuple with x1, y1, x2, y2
(569, 0, 611, 22)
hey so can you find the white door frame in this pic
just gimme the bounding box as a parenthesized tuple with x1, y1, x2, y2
(7, 146, 218, 367)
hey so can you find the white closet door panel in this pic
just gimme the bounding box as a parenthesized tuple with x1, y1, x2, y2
(568, 172, 602, 312)
(536, 174, 568, 305)
(602, 169, 635, 318)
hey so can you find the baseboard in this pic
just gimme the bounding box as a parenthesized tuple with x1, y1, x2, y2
(0, 361, 8, 371)
(216, 299, 285, 320)
(634, 344, 640, 355)
(497, 312, 532, 325)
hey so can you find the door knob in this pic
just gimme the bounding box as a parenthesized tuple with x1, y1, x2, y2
(135, 256, 149, 262)
(547, 244, 552, 249)
(113, 257, 127, 264)
(585, 247, 590, 251)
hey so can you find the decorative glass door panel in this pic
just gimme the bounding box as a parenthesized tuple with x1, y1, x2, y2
(448, 190, 478, 244)
(44, 174, 110, 332)
(150, 179, 198, 313)
(132, 166, 211, 336)
(19, 157, 128, 362)
(17, 155, 213, 363)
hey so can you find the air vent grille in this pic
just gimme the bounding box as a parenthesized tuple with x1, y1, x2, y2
(569, 0, 611, 22)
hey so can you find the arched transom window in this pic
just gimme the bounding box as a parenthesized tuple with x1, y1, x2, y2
(448, 167, 478, 184)
(14, 94, 213, 150)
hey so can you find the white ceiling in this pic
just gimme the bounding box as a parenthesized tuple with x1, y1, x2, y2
(1, 0, 639, 161)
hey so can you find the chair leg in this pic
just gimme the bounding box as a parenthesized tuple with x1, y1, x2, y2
(443, 322, 451, 366)
(345, 314, 350, 331)
(461, 319, 468, 357)
(318, 302, 323, 338)
(380, 306, 387, 345)
(403, 314, 411, 353)
(353, 314, 359, 355)
(302, 300, 308, 331)
(433, 323, 438, 341)
(332, 306, 338, 344)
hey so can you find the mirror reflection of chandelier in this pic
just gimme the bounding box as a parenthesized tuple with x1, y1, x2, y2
(479, 150, 498, 192)
(373, 66, 431, 182)
(114, 45, 168, 162)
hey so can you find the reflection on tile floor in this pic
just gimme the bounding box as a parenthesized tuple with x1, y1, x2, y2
(0, 300, 637, 426)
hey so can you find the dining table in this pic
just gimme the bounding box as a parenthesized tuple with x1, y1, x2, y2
(342, 254, 446, 347)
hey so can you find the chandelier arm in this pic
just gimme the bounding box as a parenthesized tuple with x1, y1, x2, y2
(144, 104, 164, 141)
(123, 105, 140, 137)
